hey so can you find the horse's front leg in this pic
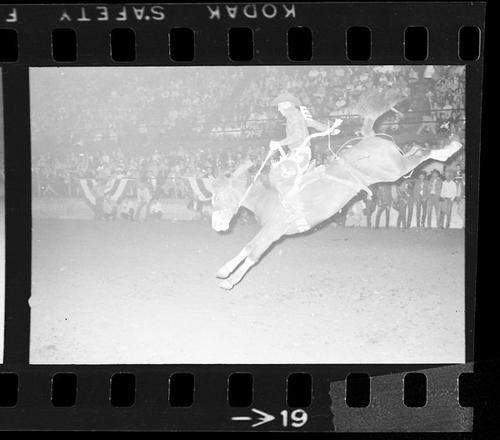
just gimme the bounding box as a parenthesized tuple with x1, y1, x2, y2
(216, 225, 273, 279)
(219, 227, 280, 290)
(218, 258, 256, 290)
(216, 245, 251, 279)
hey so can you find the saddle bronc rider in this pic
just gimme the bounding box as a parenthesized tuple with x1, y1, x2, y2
(269, 92, 330, 185)
(268, 92, 332, 231)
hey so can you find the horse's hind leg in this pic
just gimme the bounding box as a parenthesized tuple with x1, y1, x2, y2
(216, 228, 269, 279)
(427, 139, 462, 162)
(399, 139, 463, 176)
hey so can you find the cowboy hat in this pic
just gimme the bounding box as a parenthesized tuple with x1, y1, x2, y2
(270, 92, 301, 107)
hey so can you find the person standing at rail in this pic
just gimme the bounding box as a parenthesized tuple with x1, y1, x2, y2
(363, 190, 377, 228)
(455, 171, 465, 228)
(438, 170, 458, 229)
(375, 184, 393, 228)
(404, 178, 416, 228)
(426, 170, 443, 228)
(412, 171, 430, 228)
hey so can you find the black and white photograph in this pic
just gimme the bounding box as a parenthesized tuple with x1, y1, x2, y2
(29, 65, 466, 364)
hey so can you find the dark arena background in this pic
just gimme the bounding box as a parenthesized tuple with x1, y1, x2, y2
(29, 66, 465, 364)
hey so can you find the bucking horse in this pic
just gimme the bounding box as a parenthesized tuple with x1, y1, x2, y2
(211, 130, 462, 289)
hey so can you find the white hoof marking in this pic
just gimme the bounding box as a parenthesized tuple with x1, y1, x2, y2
(216, 266, 230, 279)
(218, 279, 233, 290)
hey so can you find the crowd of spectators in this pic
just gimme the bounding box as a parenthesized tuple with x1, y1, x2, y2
(32, 138, 465, 229)
(213, 65, 465, 141)
(31, 67, 245, 150)
(32, 136, 464, 201)
(32, 65, 465, 150)
(32, 143, 268, 199)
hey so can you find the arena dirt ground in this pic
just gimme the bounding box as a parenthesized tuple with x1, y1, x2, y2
(30, 219, 465, 364)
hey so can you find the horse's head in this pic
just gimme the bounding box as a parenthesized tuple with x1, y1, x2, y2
(211, 160, 252, 232)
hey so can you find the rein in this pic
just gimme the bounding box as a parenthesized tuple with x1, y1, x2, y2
(237, 149, 274, 208)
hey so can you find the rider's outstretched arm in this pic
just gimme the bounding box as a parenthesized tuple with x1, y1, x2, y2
(306, 118, 329, 132)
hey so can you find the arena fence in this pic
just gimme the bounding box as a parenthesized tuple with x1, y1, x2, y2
(32, 197, 464, 229)
(32, 197, 203, 221)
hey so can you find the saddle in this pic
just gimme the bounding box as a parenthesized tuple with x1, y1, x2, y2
(269, 154, 322, 191)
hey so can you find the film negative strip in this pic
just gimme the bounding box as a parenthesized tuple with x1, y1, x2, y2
(0, 1, 487, 433)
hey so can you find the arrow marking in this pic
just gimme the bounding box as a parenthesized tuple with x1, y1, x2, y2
(231, 408, 275, 428)
(251, 408, 275, 427)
